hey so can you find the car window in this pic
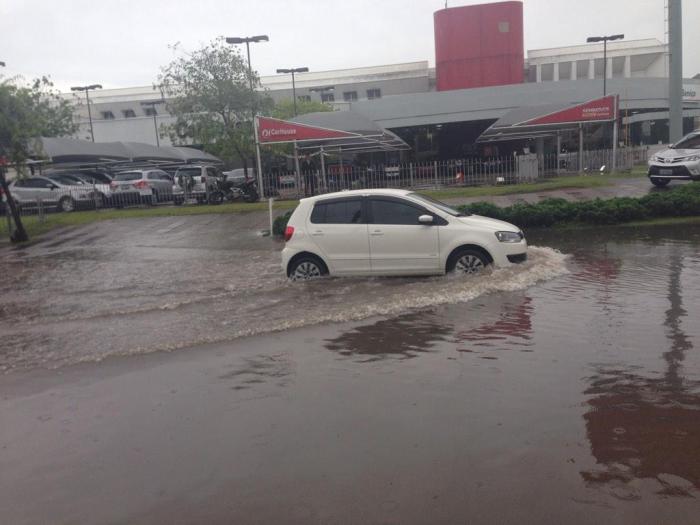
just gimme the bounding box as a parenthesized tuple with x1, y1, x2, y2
(24, 178, 53, 188)
(176, 168, 201, 178)
(206, 167, 218, 178)
(49, 175, 83, 185)
(370, 198, 428, 225)
(311, 199, 363, 224)
(114, 172, 143, 181)
(673, 134, 700, 150)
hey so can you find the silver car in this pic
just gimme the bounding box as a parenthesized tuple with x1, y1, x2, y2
(648, 130, 700, 187)
(8, 176, 96, 212)
(110, 169, 174, 205)
(174, 165, 223, 203)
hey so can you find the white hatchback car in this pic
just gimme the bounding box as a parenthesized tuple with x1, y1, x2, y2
(281, 189, 527, 280)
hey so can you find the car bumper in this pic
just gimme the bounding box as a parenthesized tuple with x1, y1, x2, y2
(491, 239, 528, 267)
(648, 162, 700, 180)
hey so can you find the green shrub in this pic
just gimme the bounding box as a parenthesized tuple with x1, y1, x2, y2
(456, 182, 700, 228)
(272, 210, 294, 236)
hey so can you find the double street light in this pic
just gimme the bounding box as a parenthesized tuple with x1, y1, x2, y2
(586, 34, 624, 96)
(225, 34, 269, 201)
(70, 84, 102, 142)
(276, 67, 309, 116)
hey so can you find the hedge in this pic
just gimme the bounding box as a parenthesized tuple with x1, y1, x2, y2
(272, 183, 700, 235)
(457, 183, 700, 227)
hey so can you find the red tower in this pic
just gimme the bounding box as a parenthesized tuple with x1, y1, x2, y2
(434, 1, 524, 91)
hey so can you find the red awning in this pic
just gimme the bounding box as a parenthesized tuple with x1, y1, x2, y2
(257, 117, 359, 144)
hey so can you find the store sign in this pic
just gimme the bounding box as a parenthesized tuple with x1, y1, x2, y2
(683, 84, 700, 101)
(521, 95, 617, 126)
(257, 117, 358, 143)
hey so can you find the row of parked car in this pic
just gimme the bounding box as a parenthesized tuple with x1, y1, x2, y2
(1, 165, 254, 213)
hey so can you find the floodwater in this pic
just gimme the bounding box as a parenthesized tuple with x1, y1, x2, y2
(1, 215, 700, 523)
(0, 214, 567, 371)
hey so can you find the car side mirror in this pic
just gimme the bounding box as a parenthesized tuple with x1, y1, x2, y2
(418, 214, 434, 225)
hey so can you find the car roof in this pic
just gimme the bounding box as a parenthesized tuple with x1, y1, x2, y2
(302, 188, 412, 204)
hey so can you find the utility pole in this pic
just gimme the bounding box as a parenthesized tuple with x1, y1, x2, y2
(70, 84, 102, 142)
(668, 0, 683, 143)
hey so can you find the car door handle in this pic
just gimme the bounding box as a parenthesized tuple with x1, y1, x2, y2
(312, 230, 324, 236)
(370, 230, 384, 236)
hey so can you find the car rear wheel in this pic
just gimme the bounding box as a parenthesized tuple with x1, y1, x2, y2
(650, 177, 670, 188)
(448, 248, 489, 275)
(58, 196, 75, 213)
(288, 255, 328, 281)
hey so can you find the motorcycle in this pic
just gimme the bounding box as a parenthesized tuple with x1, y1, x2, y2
(208, 176, 259, 204)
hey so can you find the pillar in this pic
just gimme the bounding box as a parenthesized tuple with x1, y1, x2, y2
(606, 57, 613, 79)
(553, 62, 560, 82)
(536, 64, 542, 83)
(623, 55, 631, 78)
(588, 59, 595, 79)
(570, 61, 577, 80)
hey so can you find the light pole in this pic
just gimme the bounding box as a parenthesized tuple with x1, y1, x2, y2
(225, 35, 269, 201)
(276, 67, 309, 116)
(70, 84, 102, 142)
(140, 100, 165, 147)
(586, 34, 624, 96)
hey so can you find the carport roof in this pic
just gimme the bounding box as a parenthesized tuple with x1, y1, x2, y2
(33, 137, 222, 165)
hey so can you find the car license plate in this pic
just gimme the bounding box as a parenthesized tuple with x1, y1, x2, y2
(660, 169, 673, 175)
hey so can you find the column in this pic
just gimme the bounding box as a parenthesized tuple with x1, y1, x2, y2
(606, 57, 613, 79)
(623, 55, 631, 78)
(588, 59, 595, 79)
(570, 61, 577, 80)
(536, 64, 542, 83)
(553, 62, 560, 82)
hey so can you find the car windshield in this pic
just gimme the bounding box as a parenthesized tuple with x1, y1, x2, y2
(408, 192, 469, 217)
(114, 172, 143, 181)
(176, 168, 201, 177)
(671, 134, 700, 150)
(49, 175, 84, 185)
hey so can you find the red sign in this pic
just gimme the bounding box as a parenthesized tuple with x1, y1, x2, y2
(520, 95, 617, 126)
(257, 116, 359, 143)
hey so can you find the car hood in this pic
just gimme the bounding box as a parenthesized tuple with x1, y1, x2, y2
(655, 148, 699, 159)
(455, 214, 521, 232)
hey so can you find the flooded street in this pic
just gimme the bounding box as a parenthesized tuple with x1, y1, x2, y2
(1, 215, 700, 523)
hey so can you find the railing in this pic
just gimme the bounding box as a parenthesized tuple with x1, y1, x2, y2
(1, 146, 649, 240)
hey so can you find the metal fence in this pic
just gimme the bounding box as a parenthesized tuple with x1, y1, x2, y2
(1, 146, 649, 240)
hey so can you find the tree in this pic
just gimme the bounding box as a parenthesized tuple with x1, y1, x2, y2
(0, 75, 77, 242)
(272, 98, 333, 120)
(0, 76, 76, 167)
(157, 37, 272, 172)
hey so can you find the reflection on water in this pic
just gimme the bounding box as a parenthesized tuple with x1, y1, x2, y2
(454, 296, 533, 349)
(324, 312, 452, 361)
(581, 250, 700, 498)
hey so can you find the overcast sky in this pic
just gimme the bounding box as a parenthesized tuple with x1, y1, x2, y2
(1, 0, 698, 92)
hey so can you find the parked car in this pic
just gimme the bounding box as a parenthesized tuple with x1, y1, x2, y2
(281, 189, 527, 280)
(174, 165, 223, 203)
(8, 176, 98, 212)
(110, 169, 174, 205)
(45, 172, 111, 208)
(648, 130, 700, 187)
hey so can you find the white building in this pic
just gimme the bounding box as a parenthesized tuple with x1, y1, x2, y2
(65, 39, 697, 149)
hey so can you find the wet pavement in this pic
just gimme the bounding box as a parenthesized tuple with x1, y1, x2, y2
(1, 216, 700, 523)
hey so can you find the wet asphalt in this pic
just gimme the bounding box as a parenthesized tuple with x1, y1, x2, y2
(1, 178, 700, 524)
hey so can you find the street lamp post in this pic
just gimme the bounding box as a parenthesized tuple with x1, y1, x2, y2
(140, 100, 165, 147)
(225, 35, 269, 201)
(586, 34, 624, 96)
(70, 84, 102, 142)
(276, 67, 309, 116)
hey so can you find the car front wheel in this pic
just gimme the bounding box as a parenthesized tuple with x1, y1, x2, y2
(448, 248, 489, 275)
(58, 196, 75, 213)
(288, 256, 328, 281)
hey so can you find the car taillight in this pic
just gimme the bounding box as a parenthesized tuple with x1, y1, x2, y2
(134, 180, 149, 189)
(109, 182, 118, 189)
(284, 226, 294, 242)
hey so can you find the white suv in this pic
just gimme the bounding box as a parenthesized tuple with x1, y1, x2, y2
(648, 131, 700, 187)
(281, 189, 527, 280)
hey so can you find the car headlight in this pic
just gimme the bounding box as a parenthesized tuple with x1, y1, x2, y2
(685, 155, 700, 162)
(495, 231, 523, 243)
